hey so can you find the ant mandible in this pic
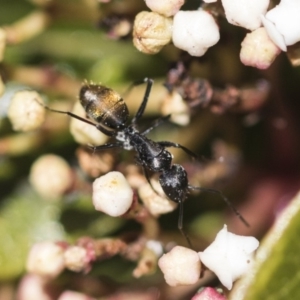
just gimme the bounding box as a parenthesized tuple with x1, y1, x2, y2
(42, 78, 249, 248)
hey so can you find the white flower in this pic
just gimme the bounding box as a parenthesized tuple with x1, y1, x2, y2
(172, 10, 220, 57)
(263, 0, 300, 47)
(158, 246, 201, 286)
(221, 0, 269, 31)
(92, 171, 133, 217)
(198, 225, 259, 290)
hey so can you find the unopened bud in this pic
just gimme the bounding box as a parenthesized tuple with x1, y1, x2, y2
(145, 0, 184, 17)
(172, 10, 220, 57)
(158, 246, 201, 286)
(133, 11, 172, 54)
(138, 179, 177, 216)
(58, 291, 95, 300)
(221, 0, 269, 30)
(29, 154, 73, 199)
(93, 171, 134, 217)
(8, 90, 46, 131)
(26, 242, 65, 279)
(64, 246, 88, 272)
(70, 102, 108, 146)
(240, 27, 281, 69)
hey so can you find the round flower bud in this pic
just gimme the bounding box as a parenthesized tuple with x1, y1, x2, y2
(58, 291, 95, 300)
(29, 154, 73, 200)
(64, 246, 88, 272)
(26, 241, 65, 279)
(265, 0, 300, 46)
(138, 179, 177, 216)
(7, 90, 46, 131)
(221, 0, 269, 30)
(92, 171, 133, 217)
(17, 274, 55, 300)
(145, 0, 184, 17)
(172, 10, 220, 57)
(158, 246, 201, 286)
(240, 27, 281, 69)
(133, 11, 173, 54)
(0, 28, 6, 62)
(70, 102, 109, 146)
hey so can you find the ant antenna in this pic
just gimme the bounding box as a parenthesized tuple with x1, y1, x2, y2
(188, 185, 250, 227)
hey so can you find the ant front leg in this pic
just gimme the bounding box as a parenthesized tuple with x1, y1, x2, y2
(157, 141, 198, 159)
(131, 78, 154, 124)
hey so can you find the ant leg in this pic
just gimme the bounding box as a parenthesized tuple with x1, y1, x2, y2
(178, 200, 194, 249)
(157, 141, 198, 159)
(37, 101, 97, 127)
(89, 142, 123, 151)
(37, 100, 115, 137)
(131, 78, 154, 124)
(188, 185, 250, 227)
(141, 114, 171, 135)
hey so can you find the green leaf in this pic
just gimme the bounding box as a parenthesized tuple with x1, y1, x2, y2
(230, 192, 300, 300)
(0, 188, 65, 280)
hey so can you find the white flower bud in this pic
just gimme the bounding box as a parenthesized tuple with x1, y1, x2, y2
(58, 291, 95, 300)
(0, 28, 6, 62)
(7, 90, 46, 131)
(172, 10, 220, 57)
(70, 101, 108, 146)
(261, 15, 287, 51)
(17, 274, 55, 300)
(64, 246, 88, 272)
(26, 241, 65, 279)
(144, 0, 184, 17)
(198, 225, 259, 290)
(138, 179, 177, 216)
(161, 91, 190, 126)
(133, 11, 173, 54)
(221, 0, 269, 30)
(29, 154, 73, 199)
(264, 0, 300, 47)
(92, 171, 133, 217)
(158, 246, 201, 286)
(240, 27, 281, 69)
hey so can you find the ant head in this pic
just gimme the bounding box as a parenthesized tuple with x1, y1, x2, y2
(79, 83, 129, 130)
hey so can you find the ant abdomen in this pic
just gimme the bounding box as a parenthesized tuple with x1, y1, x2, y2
(79, 83, 129, 130)
(159, 164, 188, 204)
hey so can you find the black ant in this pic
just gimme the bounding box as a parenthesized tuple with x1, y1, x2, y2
(41, 78, 249, 248)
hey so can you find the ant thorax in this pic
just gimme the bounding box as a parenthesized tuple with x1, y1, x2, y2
(116, 129, 134, 150)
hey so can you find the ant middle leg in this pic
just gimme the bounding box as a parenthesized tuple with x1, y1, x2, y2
(157, 141, 198, 159)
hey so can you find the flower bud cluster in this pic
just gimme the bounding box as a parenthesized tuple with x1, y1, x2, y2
(158, 225, 259, 290)
(132, 0, 300, 69)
